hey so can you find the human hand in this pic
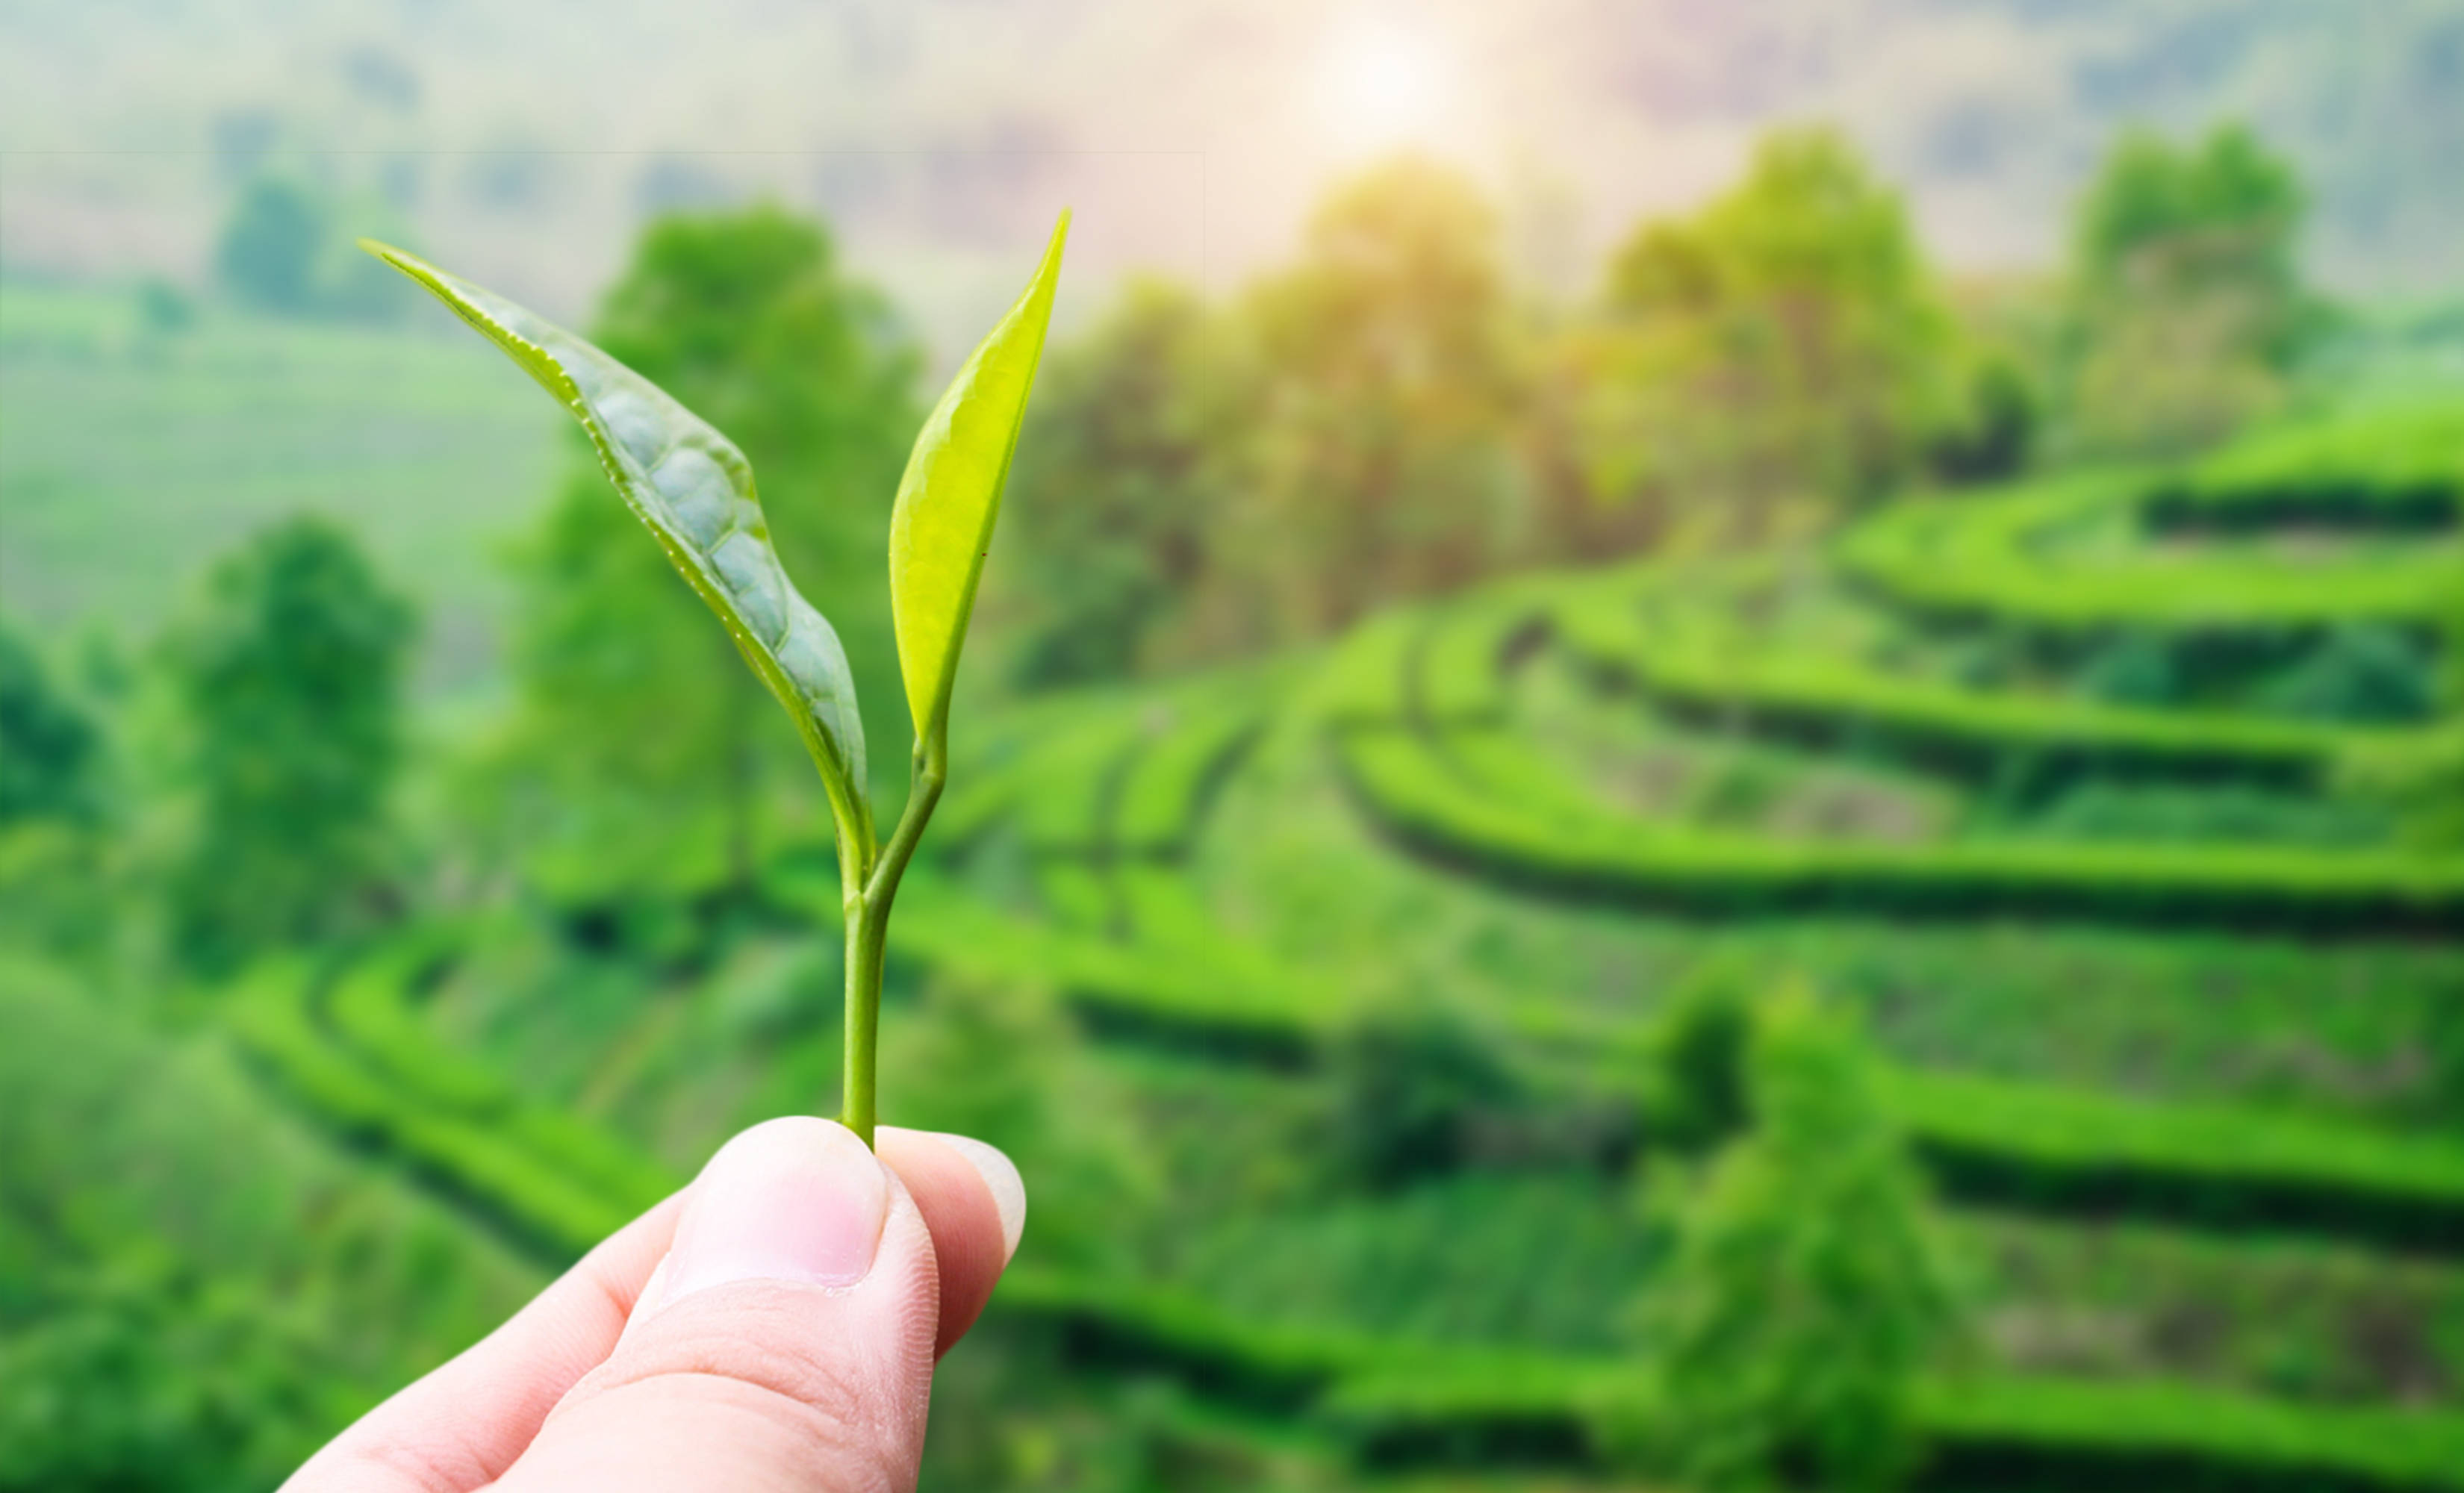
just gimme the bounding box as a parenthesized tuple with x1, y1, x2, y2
(283, 1118, 1025, 1492)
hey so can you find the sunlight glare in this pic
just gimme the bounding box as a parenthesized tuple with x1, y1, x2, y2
(1317, 19, 1450, 152)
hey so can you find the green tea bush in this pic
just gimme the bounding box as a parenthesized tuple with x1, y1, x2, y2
(160, 517, 415, 971)
(1617, 989, 1961, 1492)
(1327, 1006, 1528, 1190)
(0, 961, 538, 1489)
(0, 620, 101, 829)
(2253, 621, 2439, 724)
(1636, 957, 1759, 1154)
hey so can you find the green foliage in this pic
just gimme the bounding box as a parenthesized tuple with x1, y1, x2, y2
(1621, 990, 1959, 1491)
(1000, 279, 1222, 687)
(0, 620, 100, 828)
(879, 973, 1149, 1270)
(161, 517, 414, 970)
(2066, 125, 2316, 454)
(0, 961, 540, 1491)
(1578, 127, 1959, 537)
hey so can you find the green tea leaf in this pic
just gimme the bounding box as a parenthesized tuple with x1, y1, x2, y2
(360, 239, 869, 826)
(889, 211, 1069, 745)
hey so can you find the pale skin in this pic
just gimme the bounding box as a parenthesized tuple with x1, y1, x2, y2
(283, 1118, 1026, 1493)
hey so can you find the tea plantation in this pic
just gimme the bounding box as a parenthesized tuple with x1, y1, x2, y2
(205, 399, 2464, 1489)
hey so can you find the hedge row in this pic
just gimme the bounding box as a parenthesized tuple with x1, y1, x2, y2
(1312, 583, 1546, 730)
(779, 855, 2464, 1256)
(1886, 1068, 2464, 1253)
(2154, 400, 2464, 531)
(1412, 579, 1552, 725)
(1341, 722, 2464, 932)
(1009, 714, 1150, 854)
(1549, 568, 2403, 787)
(1110, 690, 1270, 853)
(942, 676, 1286, 861)
(1915, 1374, 2464, 1493)
(1308, 608, 1428, 726)
(318, 928, 678, 1214)
(777, 867, 1335, 1063)
(1840, 470, 2457, 630)
(224, 937, 2464, 1489)
(229, 956, 649, 1259)
(996, 1268, 2464, 1491)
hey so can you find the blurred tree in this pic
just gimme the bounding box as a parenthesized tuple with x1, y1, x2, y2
(1328, 1005, 1527, 1190)
(474, 206, 919, 903)
(216, 178, 325, 314)
(997, 279, 1222, 688)
(214, 175, 412, 322)
(0, 620, 101, 829)
(1925, 351, 2037, 485)
(1222, 156, 1532, 640)
(1620, 988, 1960, 1492)
(135, 276, 197, 338)
(161, 517, 414, 970)
(2065, 125, 2315, 455)
(2253, 621, 2437, 724)
(1637, 957, 1758, 1155)
(1575, 128, 1960, 546)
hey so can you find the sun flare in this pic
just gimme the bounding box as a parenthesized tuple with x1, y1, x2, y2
(1316, 19, 1451, 152)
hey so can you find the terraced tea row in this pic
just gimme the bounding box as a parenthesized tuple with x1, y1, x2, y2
(223, 939, 2464, 1491)
(1840, 402, 2463, 632)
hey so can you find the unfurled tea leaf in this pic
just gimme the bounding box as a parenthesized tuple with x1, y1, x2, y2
(361, 240, 868, 820)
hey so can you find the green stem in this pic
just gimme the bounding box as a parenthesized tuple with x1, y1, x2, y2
(838, 740, 948, 1149)
(841, 897, 886, 1147)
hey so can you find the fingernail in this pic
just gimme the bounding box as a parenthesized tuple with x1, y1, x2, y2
(656, 1117, 889, 1308)
(931, 1132, 1027, 1264)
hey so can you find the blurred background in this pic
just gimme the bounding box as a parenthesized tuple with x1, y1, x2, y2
(4, 1, 2463, 1489)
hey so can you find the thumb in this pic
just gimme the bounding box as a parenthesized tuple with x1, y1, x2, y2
(493, 1117, 942, 1493)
